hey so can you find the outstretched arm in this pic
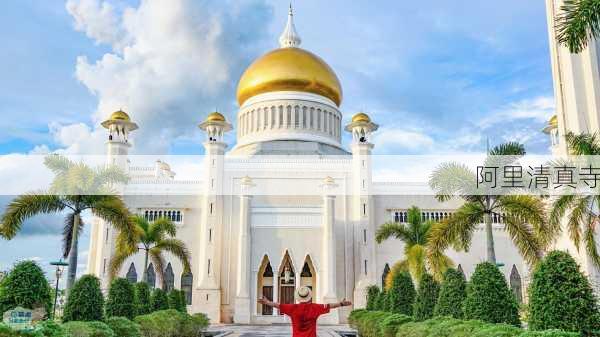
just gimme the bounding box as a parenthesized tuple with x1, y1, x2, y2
(258, 297, 280, 309)
(327, 298, 352, 309)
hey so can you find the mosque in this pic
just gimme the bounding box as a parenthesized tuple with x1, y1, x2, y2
(86, 3, 599, 324)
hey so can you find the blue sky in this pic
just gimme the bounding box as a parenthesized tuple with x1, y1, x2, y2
(0, 0, 555, 276)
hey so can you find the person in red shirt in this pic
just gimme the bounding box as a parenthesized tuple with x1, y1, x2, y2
(258, 286, 352, 337)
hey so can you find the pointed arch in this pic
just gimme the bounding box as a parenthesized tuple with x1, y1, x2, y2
(457, 264, 465, 278)
(147, 263, 156, 288)
(181, 272, 193, 305)
(164, 263, 174, 291)
(257, 255, 274, 315)
(126, 263, 137, 283)
(509, 264, 523, 304)
(300, 255, 316, 302)
(278, 251, 296, 306)
(382, 263, 391, 288)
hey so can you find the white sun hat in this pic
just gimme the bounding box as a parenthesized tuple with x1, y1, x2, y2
(295, 286, 312, 303)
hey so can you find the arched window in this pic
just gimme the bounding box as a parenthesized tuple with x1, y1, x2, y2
(300, 262, 312, 277)
(146, 263, 156, 288)
(457, 264, 465, 278)
(510, 265, 523, 304)
(164, 263, 175, 292)
(126, 263, 137, 283)
(382, 263, 391, 288)
(181, 272, 193, 305)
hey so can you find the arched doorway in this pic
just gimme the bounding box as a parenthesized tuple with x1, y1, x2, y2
(510, 265, 522, 304)
(257, 255, 274, 315)
(278, 252, 296, 310)
(300, 255, 316, 302)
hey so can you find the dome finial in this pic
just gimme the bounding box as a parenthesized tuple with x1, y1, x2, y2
(279, 3, 301, 48)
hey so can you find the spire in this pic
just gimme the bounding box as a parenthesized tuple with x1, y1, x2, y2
(279, 3, 301, 48)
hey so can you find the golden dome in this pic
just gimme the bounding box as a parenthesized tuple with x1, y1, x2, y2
(206, 111, 226, 122)
(236, 47, 342, 107)
(110, 110, 131, 121)
(352, 112, 371, 123)
(549, 114, 558, 127)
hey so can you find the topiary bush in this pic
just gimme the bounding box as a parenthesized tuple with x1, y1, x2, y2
(366, 285, 380, 311)
(150, 289, 169, 312)
(0, 260, 52, 316)
(469, 323, 522, 337)
(519, 330, 581, 337)
(434, 268, 467, 319)
(167, 290, 186, 313)
(105, 278, 136, 319)
(62, 275, 104, 322)
(62, 321, 115, 337)
(134, 283, 152, 316)
(528, 251, 600, 335)
(374, 290, 386, 311)
(35, 320, 67, 337)
(105, 317, 141, 337)
(134, 309, 207, 337)
(387, 271, 415, 315)
(377, 313, 412, 337)
(463, 262, 520, 326)
(413, 273, 439, 321)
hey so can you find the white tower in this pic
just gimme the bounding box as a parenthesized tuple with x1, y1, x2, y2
(101, 109, 138, 169)
(197, 111, 232, 321)
(345, 112, 379, 308)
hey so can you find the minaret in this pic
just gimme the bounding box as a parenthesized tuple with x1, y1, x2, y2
(88, 110, 138, 288)
(345, 112, 379, 308)
(197, 111, 232, 322)
(279, 4, 301, 48)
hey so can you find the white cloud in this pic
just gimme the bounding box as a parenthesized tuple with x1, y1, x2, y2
(66, 0, 125, 49)
(479, 96, 555, 128)
(374, 126, 435, 153)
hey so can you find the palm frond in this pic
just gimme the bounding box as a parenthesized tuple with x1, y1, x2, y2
(583, 217, 600, 268)
(375, 222, 413, 244)
(429, 162, 476, 202)
(498, 195, 550, 249)
(0, 193, 65, 239)
(148, 217, 177, 242)
(502, 215, 542, 266)
(385, 260, 409, 290)
(406, 244, 427, 284)
(62, 213, 84, 258)
(90, 196, 135, 247)
(566, 196, 591, 249)
(556, 0, 600, 53)
(154, 238, 191, 273)
(43, 154, 73, 175)
(549, 194, 577, 237)
(149, 248, 166, 285)
(488, 142, 526, 156)
(565, 131, 600, 155)
(108, 250, 136, 280)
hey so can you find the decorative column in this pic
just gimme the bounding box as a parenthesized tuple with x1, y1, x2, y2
(321, 176, 338, 323)
(234, 176, 254, 323)
(272, 272, 279, 316)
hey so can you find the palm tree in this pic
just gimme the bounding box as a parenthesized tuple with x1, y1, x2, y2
(549, 131, 600, 268)
(555, 0, 600, 53)
(0, 155, 134, 290)
(427, 142, 548, 274)
(109, 215, 191, 284)
(376, 206, 452, 283)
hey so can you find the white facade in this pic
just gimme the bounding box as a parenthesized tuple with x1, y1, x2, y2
(86, 8, 532, 324)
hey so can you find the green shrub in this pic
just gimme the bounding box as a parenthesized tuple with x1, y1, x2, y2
(150, 289, 168, 312)
(62, 275, 104, 322)
(377, 313, 412, 337)
(366, 285, 380, 311)
(528, 251, 600, 335)
(348, 311, 390, 337)
(348, 309, 368, 327)
(62, 321, 114, 337)
(518, 330, 581, 337)
(167, 290, 186, 313)
(0, 323, 18, 337)
(105, 278, 136, 319)
(463, 262, 520, 326)
(434, 268, 467, 319)
(0, 261, 52, 316)
(470, 323, 522, 337)
(134, 309, 207, 337)
(35, 320, 67, 337)
(413, 274, 439, 321)
(395, 318, 445, 337)
(179, 313, 210, 337)
(134, 283, 152, 316)
(373, 291, 386, 311)
(105, 317, 141, 337)
(423, 317, 465, 337)
(387, 272, 415, 315)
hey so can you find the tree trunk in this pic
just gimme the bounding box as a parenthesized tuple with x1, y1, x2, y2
(66, 213, 81, 291)
(484, 211, 497, 264)
(141, 249, 149, 283)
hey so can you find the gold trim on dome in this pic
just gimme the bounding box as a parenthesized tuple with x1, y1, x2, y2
(236, 47, 342, 106)
(110, 110, 131, 121)
(352, 112, 371, 123)
(206, 111, 226, 122)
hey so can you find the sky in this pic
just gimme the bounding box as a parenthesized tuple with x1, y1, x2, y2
(0, 0, 555, 278)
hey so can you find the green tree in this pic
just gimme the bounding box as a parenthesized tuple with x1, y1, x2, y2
(105, 278, 137, 319)
(374, 290, 386, 311)
(555, 0, 600, 53)
(109, 215, 191, 283)
(134, 282, 152, 315)
(549, 132, 600, 268)
(168, 289, 186, 313)
(366, 285, 380, 311)
(463, 262, 520, 326)
(151, 288, 169, 312)
(434, 268, 467, 318)
(428, 142, 547, 273)
(529, 251, 600, 335)
(386, 271, 415, 315)
(62, 274, 105, 322)
(0, 155, 134, 290)
(413, 274, 439, 321)
(0, 260, 52, 315)
(376, 206, 453, 282)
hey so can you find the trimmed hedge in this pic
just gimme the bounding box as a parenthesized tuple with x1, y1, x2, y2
(62, 321, 115, 337)
(366, 285, 380, 311)
(134, 309, 209, 337)
(463, 262, 520, 326)
(167, 290, 186, 313)
(434, 268, 467, 319)
(387, 271, 415, 315)
(0, 260, 53, 316)
(134, 283, 152, 316)
(105, 317, 141, 337)
(377, 313, 412, 337)
(62, 275, 104, 322)
(528, 251, 600, 335)
(105, 278, 137, 319)
(519, 331, 580, 337)
(413, 274, 439, 321)
(150, 289, 169, 312)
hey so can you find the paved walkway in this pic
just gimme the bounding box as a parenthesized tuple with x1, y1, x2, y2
(207, 324, 355, 337)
